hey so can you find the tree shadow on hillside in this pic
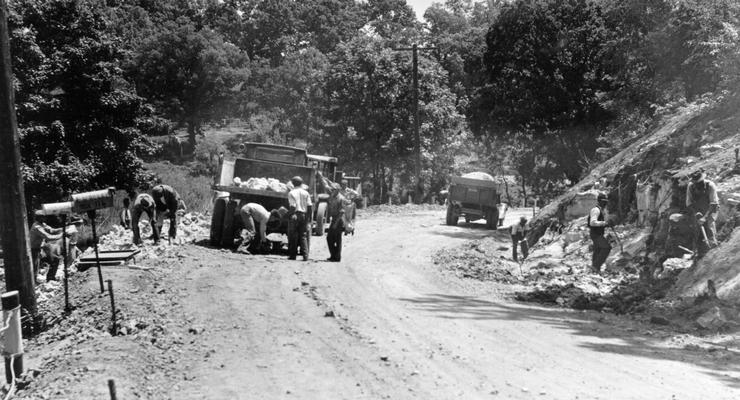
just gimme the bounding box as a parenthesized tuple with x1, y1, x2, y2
(399, 293, 740, 390)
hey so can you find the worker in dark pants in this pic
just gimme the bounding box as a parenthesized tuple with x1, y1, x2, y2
(686, 170, 719, 256)
(326, 185, 347, 262)
(29, 211, 62, 284)
(287, 176, 312, 261)
(510, 216, 529, 261)
(132, 193, 158, 245)
(588, 192, 613, 273)
(152, 184, 186, 241)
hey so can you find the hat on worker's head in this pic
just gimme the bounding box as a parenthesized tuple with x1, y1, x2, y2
(520, 216, 528, 223)
(277, 206, 289, 218)
(291, 176, 303, 187)
(597, 192, 608, 203)
(139, 197, 151, 208)
(69, 215, 84, 225)
(690, 170, 705, 181)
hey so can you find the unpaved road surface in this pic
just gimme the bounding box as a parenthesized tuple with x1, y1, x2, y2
(20, 208, 740, 399)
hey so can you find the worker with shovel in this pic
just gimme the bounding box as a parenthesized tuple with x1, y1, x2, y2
(588, 192, 613, 273)
(510, 216, 529, 261)
(686, 170, 719, 256)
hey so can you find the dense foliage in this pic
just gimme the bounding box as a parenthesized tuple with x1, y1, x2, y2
(9, 0, 740, 205)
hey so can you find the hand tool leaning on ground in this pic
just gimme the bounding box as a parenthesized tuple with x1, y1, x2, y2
(609, 226, 623, 253)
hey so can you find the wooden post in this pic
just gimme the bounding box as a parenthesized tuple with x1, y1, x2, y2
(108, 379, 117, 400)
(0, 0, 37, 315)
(2, 291, 23, 383)
(107, 280, 116, 335)
(60, 215, 70, 313)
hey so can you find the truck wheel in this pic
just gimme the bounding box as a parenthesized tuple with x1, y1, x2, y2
(446, 204, 458, 226)
(221, 199, 239, 248)
(486, 208, 499, 230)
(465, 216, 471, 223)
(210, 197, 227, 247)
(315, 202, 327, 237)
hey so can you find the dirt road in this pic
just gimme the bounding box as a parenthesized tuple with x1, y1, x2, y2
(20, 207, 740, 399)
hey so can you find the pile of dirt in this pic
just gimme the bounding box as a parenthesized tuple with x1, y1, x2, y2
(433, 236, 521, 283)
(14, 213, 210, 399)
(359, 203, 444, 216)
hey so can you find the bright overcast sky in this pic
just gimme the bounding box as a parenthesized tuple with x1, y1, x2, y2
(406, 0, 439, 20)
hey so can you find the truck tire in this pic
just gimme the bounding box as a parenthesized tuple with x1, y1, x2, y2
(315, 202, 328, 237)
(210, 197, 227, 247)
(446, 203, 458, 226)
(486, 208, 499, 230)
(221, 199, 239, 248)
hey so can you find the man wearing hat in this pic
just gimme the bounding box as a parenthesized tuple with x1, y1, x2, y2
(30, 211, 63, 283)
(686, 170, 719, 255)
(287, 176, 312, 261)
(510, 216, 529, 261)
(588, 192, 613, 273)
(152, 184, 186, 241)
(131, 193, 159, 245)
(326, 184, 348, 262)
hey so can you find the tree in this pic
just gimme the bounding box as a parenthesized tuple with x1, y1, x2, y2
(469, 0, 617, 185)
(131, 19, 250, 144)
(10, 0, 157, 207)
(324, 33, 465, 202)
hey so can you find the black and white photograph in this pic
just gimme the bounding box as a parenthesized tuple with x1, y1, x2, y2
(1, 0, 740, 398)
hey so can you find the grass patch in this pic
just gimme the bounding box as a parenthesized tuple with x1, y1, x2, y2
(145, 161, 214, 215)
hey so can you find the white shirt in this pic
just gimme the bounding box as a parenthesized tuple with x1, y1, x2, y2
(288, 187, 312, 213)
(589, 206, 607, 227)
(511, 222, 528, 235)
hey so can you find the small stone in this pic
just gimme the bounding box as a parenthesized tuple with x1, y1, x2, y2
(650, 316, 670, 326)
(380, 356, 389, 361)
(324, 310, 335, 318)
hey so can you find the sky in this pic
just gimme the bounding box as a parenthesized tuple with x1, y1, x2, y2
(406, 0, 438, 20)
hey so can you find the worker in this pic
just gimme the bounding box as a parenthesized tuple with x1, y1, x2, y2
(588, 192, 613, 273)
(239, 202, 271, 253)
(120, 197, 132, 229)
(340, 179, 358, 201)
(151, 184, 186, 241)
(287, 176, 312, 261)
(686, 170, 719, 256)
(510, 216, 529, 261)
(29, 211, 62, 284)
(131, 193, 159, 245)
(326, 185, 348, 262)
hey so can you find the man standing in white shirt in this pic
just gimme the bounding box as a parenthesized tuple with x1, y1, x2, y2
(287, 176, 312, 261)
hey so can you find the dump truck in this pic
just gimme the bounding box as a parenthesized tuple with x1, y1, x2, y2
(445, 172, 503, 229)
(210, 143, 353, 248)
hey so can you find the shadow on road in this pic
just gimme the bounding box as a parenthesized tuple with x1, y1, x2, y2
(399, 293, 740, 390)
(430, 225, 510, 241)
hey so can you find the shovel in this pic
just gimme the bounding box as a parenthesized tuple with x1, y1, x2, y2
(609, 226, 624, 253)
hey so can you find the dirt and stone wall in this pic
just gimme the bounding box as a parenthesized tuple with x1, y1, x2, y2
(525, 95, 740, 303)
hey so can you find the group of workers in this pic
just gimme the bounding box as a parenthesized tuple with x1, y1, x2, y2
(507, 169, 718, 274)
(587, 169, 718, 273)
(238, 176, 350, 262)
(122, 184, 187, 245)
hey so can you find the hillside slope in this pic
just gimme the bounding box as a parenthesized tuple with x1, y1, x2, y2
(526, 94, 740, 302)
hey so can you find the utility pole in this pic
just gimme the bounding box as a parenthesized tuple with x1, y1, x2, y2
(0, 0, 37, 315)
(395, 43, 435, 204)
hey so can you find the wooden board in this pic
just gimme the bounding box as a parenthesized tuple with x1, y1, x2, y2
(212, 185, 289, 199)
(79, 249, 140, 262)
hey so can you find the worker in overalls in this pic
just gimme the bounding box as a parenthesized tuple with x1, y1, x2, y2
(132, 193, 159, 245)
(686, 170, 719, 256)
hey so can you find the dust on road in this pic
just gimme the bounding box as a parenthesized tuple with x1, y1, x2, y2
(19, 207, 740, 399)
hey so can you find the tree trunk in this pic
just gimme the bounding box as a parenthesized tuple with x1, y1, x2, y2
(521, 177, 528, 208)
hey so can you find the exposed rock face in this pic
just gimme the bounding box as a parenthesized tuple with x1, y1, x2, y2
(524, 95, 740, 302)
